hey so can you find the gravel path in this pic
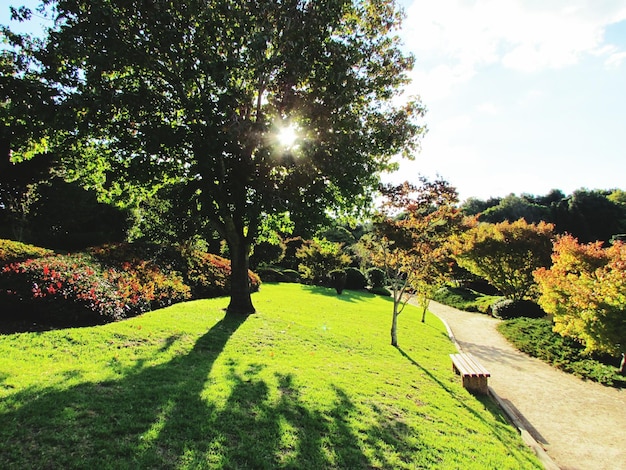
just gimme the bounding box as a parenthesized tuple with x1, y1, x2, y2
(425, 300, 626, 470)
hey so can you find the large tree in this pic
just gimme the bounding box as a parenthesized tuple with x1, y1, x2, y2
(4, 0, 424, 314)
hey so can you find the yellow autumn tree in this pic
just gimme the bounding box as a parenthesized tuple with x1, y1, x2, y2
(449, 219, 555, 301)
(534, 235, 626, 374)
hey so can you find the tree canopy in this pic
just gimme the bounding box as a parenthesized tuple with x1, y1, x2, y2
(450, 219, 555, 302)
(361, 178, 461, 346)
(534, 235, 626, 369)
(3, 0, 425, 313)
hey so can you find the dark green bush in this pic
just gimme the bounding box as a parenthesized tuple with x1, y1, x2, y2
(280, 237, 305, 270)
(256, 267, 284, 282)
(250, 240, 285, 269)
(315, 226, 356, 245)
(280, 269, 301, 283)
(344, 267, 367, 290)
(328, 269, 347, 294)
(491, 299, 546, 319)
(369, 286, 391, 297)
(498, 318, 626, 387)
(366, 267, 386, 288)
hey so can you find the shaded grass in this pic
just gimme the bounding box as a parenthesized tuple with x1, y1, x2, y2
(0, 283, 541, 468)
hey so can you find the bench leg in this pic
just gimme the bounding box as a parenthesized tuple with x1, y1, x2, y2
(462, 375, 489, 395)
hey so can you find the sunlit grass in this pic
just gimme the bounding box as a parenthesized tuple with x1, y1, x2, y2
(0, 283, 540, 468)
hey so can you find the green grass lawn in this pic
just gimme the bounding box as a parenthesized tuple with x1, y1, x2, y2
(0, 283, 540, 469)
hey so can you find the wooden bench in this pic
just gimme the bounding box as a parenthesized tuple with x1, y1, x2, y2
(450, 353, 490, 394)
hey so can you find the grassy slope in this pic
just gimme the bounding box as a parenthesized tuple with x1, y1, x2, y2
(0, 284, 540, 469)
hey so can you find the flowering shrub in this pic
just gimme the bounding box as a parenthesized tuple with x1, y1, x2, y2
(1, 254, 126, 320)
(1, 251, 191, 321)
(0, 241, 260, 327)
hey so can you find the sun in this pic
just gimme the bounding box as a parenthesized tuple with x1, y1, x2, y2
(277, 125, 298, 148)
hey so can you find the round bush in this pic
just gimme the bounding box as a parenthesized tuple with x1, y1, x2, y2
(345, 267, 367, 290)
(491, 299, 546, 319)
(366, 267, 386, 288)
(328, 269, 347, 294)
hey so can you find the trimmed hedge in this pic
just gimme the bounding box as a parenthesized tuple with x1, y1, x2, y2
(344, 267, 367, 290)
(366, 267, 386, 289)
(491, 299, 546, 319)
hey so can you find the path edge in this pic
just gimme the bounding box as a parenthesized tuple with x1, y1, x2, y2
(432, 311, 560, 470)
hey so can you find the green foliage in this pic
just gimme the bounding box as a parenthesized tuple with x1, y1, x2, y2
(315, 226, 357, 245)
(431, 285, 501, 314)
(8, 0, 425, 313)
(344, 266, 367, 290)
(366, 267, 386, 288)
(249, 239, 286, 269)
(296, 238, 351, 285)
(0, 239, 53, 264)
(498, 318, 626, 387)
(459, 196, 502, 216)
(478, 194, 551, 225)
(26, 178, 130, 250)
(553, 189, 626, 244)
(450, 219, 555, 301)
(129, 182, 208, 245)
(280, 269, 301, 283)
(256, 267, 285, 282)
(280, 237, 305, 270)
(490, 299, 546, 320)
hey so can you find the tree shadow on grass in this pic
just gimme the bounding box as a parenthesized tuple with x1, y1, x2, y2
(0, 313, 381, 469)
(300, 285, 380, 304)
(395, 346, 539, 467)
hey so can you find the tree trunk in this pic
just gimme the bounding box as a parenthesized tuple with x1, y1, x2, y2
(391, 305, 399, 347)
(226, 236, 256, 315)
(620, 353, 625, 376)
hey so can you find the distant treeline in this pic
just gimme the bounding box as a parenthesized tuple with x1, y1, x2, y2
(460, 189, 626, 245)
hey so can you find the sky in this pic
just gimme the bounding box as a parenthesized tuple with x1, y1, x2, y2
(390, 0, 626, 201)
(2, 1, 626, 202)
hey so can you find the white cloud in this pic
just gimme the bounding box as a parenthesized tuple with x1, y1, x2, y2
(605, 51, 626, 69)
(477, 102, 499, 115)
(404, 63, 476, 102)
(402, 0, 626, 76)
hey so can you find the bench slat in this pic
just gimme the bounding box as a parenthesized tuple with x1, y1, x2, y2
(450, 353, 490, 394)
(450, 353, 490, 377)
